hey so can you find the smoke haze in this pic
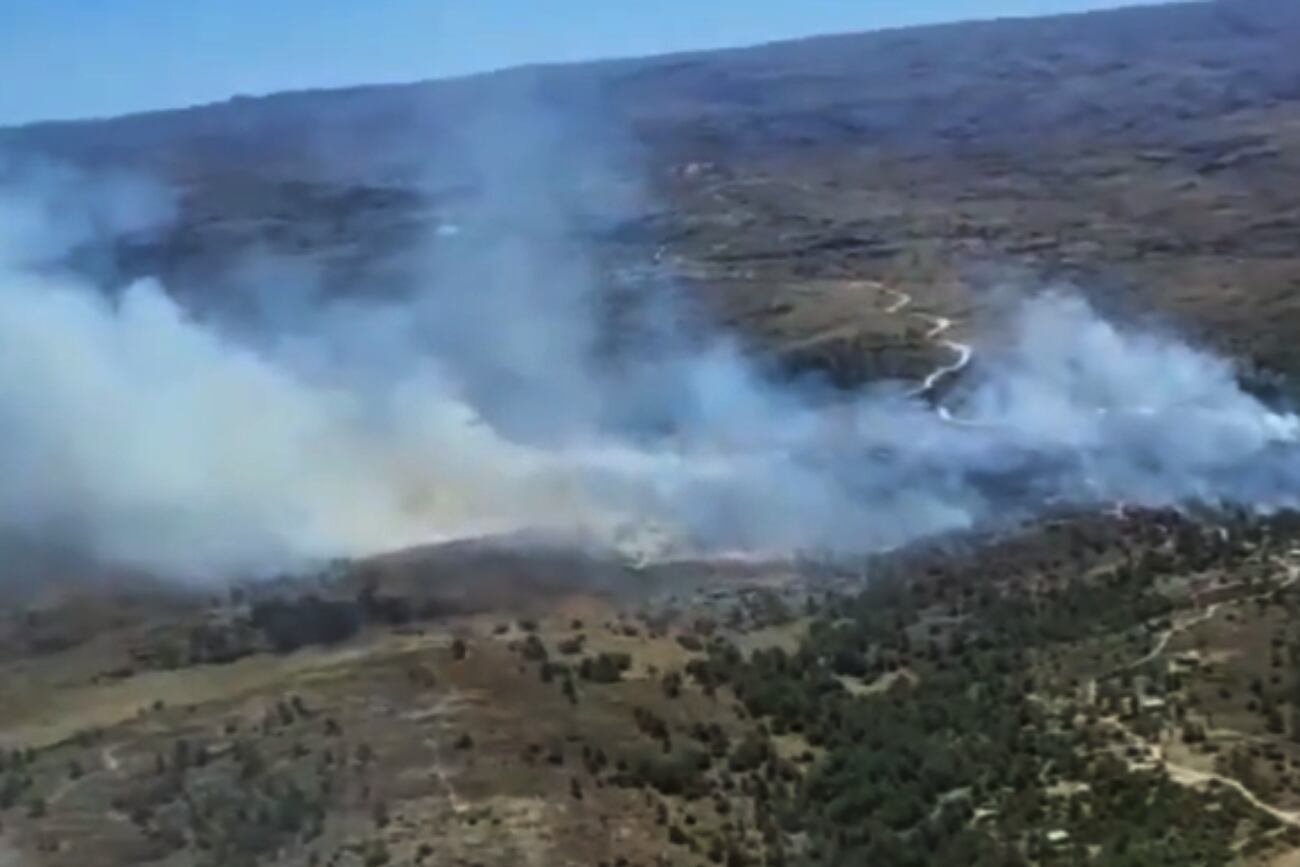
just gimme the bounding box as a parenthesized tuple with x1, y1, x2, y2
(1, 87, 1298, 581)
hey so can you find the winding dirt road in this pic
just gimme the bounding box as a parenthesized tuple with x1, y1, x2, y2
(914, 327, 973, 398)
(865, 282, 974, 407)
(1106, 551, 1300, 682)
(1094, 554, 1300, 827)
(1103, 603, 1224, 682)
(1103, 714, 1300, 830)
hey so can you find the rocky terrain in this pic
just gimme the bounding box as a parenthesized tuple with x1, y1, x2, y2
(5, 1, 1300, 865)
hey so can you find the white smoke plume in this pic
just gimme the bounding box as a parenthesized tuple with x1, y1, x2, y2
(1, 87, 1298, 581)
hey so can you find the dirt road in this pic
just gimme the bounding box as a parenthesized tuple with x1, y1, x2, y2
(866, 282, 974, 405)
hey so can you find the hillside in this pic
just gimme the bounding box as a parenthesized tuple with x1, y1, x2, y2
(6, 1, 1300, 865)
(4, 0, 1300, 382)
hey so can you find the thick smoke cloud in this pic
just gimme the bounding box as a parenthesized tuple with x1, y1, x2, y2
(1, 86, 1298, 581)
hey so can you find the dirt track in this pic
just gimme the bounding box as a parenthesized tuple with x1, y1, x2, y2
(867, 281, 974, 406)
(1097, 554, 1300, 828)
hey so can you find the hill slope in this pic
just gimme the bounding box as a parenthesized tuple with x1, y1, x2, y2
(7, 3, 1300, 865)
(4, 1, 1300, 383)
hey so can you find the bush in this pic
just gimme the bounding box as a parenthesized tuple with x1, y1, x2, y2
(579, 652, 632, 683)
(558, 635, 586, 655)
(618, 748, 711, 799)
(728, 734, 770, 774)
(521, 635, 549, 662)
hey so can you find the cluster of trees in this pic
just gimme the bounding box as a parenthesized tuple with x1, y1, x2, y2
(473, 515, 1270, 863)
(137, 579, 479, 669)
(244, 583, 462, 655)
(666, 563, 1255, 865)
(249, 596, 363, 654)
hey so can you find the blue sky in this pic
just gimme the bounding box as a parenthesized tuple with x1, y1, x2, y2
(0, 0, 1145, 125)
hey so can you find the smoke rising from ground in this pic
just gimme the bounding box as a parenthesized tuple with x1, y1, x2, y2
(1, 89, 1298, 580)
